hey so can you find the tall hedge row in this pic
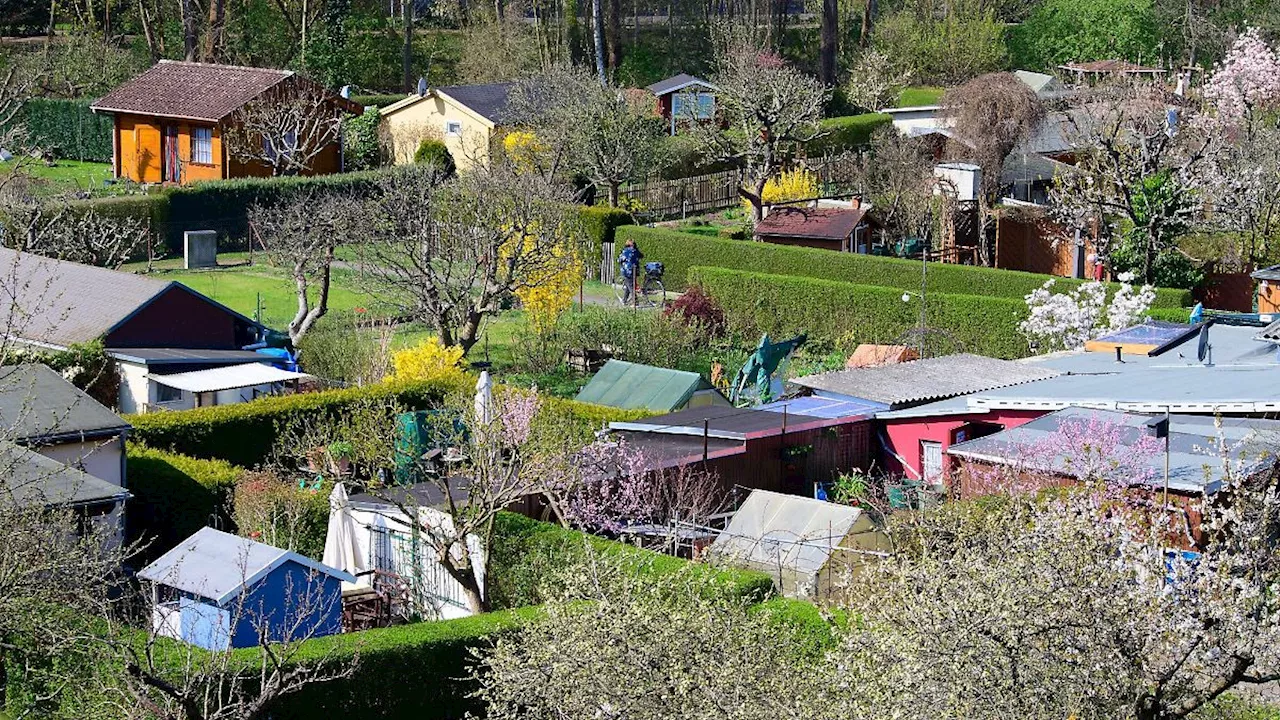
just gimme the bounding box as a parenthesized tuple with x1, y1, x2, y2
(20, 98, 114, 162)
(688, 265, 1034, 358)
(621, 225, 1194, 308)
(125, 446, 244, 563)
(809, 113, 893, 155)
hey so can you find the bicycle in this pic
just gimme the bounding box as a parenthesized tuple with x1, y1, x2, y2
(613, 261, 666, 308)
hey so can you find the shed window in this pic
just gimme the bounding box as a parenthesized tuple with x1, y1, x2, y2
(445, 121, 462, 136)
(192, 127, 213, 164)
(155, 383, 182, 403)
(673, 92, 714, 120)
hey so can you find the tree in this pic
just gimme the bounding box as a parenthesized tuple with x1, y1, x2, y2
(852, 127, 946, 245)
(351, 163, 584, 353)
(1019, 275, 1156, 353)
(843, 49, 909, 113)
(248, 191, 348, 344)
(1203, 27, 1280, 123)
(223, 79, 350, 177)
(692, 36, 829, 224)
(1009, 0, 1161, 71)
(0, 202, 152, 269)
(872, 1, 1008, 85)
(1049, 87, 1213, 285)
(819, 0, 838, 85)
(508, 68, 667, 207)
(942, 72, 1045, 266)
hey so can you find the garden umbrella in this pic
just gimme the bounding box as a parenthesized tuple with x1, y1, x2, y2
(322, 482, 365, 589)
(475, 370, 494, 426)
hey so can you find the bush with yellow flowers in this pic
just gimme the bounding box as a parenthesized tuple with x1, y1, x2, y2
(512, 239, 582, 337)
(744, 168, 821, 217)
(503, 130, 550, 172)
(387, 337, 469, 386)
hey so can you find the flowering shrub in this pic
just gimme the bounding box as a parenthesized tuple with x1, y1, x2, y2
(745, 168, 821, 218)
(1204, 27, 1280, 120)
(512, 239, 581, 336)
(388, 337, 469, 385)
(1019, 274, 1156, 353)
(503, 130, 549, 171)
(232, 470, 330, 558)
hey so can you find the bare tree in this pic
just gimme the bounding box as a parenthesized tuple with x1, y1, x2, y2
(941, 72, 1044, 266)
(690, 33, 830, 224)
(852, 127, 946, 245)
(508, 67, 667, 206)
(1050, 85, 1213, 284)
(223, 79, 351, 177)
(351, 163, 584, 353)
(0, 201, 152, 269)
(248, 191, 350, 344)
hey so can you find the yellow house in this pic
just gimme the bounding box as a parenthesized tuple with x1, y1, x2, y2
(379, 82, 513, 170)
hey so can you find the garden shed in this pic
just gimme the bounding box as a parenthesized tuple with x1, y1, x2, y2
(575, 360, 729, 413)
(707, 489, 889, 600)
(139, 527, 353, 650)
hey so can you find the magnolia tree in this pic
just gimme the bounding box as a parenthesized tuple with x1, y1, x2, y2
(1019, 274, 1155, 353)
(1203, 27, 1280, 123)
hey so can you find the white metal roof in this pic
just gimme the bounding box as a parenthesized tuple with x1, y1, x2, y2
(149, 363, 310, 393)
(708, 490, 866, 575)
(138, 527, 354, 606)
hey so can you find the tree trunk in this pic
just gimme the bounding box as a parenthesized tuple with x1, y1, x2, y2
(402, 0, 415, 93)
(205, 0, 226, 62)
(288, 250, 333, 343)
(138, 0, 161, 62)
(859, 0, 875, 47)
(819, 0, 837, 85)
(1144, 231, 1157, 285)
(457, 309, 483, 353)
(180, 0, 197, 60)
(591, 0, 607, 85)
(607, 0, 622, 71)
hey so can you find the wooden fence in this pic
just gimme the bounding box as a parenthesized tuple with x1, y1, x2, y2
(621, 151, 865, 220)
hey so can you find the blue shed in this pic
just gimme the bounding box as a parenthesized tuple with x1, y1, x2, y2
(138, 527, 355, 650)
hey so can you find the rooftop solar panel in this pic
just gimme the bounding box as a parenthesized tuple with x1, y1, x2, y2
(1088, 320, 1199, 356)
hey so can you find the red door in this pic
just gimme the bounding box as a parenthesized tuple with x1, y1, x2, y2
(162, 124, 181, 183)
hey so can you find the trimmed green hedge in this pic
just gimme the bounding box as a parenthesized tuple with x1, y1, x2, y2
(125, 446, 244, 563)
(66, 193, 170, 230)
(621, 225, 1194, 308)
(689, 265, 1033, 358)
(489, 512, 773, 610)
(580, 205, 633, 245)
(350, 93, 409, 108)
(809, 113, 893, 155)
(21, 98, 114, 162)
(127, 378, 465, 468)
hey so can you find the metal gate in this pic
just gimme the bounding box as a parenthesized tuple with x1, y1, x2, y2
(368, 526, 470, 618)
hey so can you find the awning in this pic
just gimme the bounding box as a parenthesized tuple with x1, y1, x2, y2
(148, 363, 310, 394)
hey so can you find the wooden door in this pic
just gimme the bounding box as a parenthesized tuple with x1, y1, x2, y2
(162, 124, 181, 183)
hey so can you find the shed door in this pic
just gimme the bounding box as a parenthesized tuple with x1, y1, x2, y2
(921, 441, 943, 484)
(162, 124, 181, 183)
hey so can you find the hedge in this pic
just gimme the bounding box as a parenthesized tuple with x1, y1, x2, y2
(808, 113, 893, 155)
(688, 265, 1034, 358)
(125, 446, 245, 563)
(621, 225, 1194, 309)
(350, 93, 410, 108)
(488, 512, 773, 610)
(20, 98, 114, 162)
(580, 205, 633, 245)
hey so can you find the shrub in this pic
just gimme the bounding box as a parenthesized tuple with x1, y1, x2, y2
(127, 378, 467, 467)
(125, 446, 245, 562)
(342, 106, 383, 171)
(1009, 0, 1160, 71)
(64, 193, 171, 250)
(808, 113, 893, 155)
(688, 265, 1034, 358)
(579, 205, 633, 245)
(232, 470, 330, 558)
(413, 138, 456, 175)
(663, 285, 727, 336)
(488, 512, 773, 610)
(20, 98, 113, 162)
(349, 93, 410, 108)
(746, 168, 820, 216)
(620, 225, 1194, 309)
(388, 338, 469, 386)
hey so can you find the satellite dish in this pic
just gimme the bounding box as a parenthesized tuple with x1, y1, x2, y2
(1197, 324, 1212, 365)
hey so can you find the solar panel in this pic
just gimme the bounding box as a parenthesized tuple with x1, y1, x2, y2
(1088, 320, 1199, 356)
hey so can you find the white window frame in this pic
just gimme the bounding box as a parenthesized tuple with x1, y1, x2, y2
(445, 120, 462, 137)
(191, 126, 214, 165)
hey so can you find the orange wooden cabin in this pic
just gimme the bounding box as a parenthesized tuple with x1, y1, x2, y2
(91, 61, 361, 185)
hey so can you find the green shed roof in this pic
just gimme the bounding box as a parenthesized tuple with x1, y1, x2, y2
(575, 360, 714, 412)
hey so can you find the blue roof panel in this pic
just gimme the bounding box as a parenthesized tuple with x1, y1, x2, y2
(757, 395, 883, 419)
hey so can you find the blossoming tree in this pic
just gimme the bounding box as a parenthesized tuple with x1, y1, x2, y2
(1019, 273, 1156, 353)
(1203, 28, 1280, 122)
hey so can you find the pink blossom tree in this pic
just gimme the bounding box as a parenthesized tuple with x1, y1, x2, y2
(1204, 28, 1280, 123)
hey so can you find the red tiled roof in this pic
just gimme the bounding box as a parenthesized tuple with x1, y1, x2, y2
(91, 61, 360, 122)
(1058, 59, 1165, 74)
(754, 206, 868, 241)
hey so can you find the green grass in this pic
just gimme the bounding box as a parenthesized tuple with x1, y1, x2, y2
(897, 86, 946, 107)
(0, 159, 117, 196)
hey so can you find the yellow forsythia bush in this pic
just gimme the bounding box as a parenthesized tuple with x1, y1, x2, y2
(503, 130, 549, 171)
(387, 337, 469, 386)
(513, 240, 582, 336)
(745, 168, 821, 216)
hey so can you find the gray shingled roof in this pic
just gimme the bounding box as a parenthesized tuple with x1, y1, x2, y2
(0, 247, 172, 348)
(92, 61, 294, 122)
(0, 440, 128, 508)
(138, 526, 354, 606)
(437, 82, 515, 123)
(0, 364, 129, 443)
(646, 73, 717, 96)
(792, 354, 1061, 409)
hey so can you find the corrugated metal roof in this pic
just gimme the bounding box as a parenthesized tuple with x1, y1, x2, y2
(0, 441, 128, 508)
(792, 354, 1060, 409)
(610, 405, 837, 440)
(970, 365, 1280, 413)
(575, 360, 715, 412)
(138, 527, 353, 606)
(149, 363, 309, 393)
(708, 489, 867, 574)
(948, 407, 1280, 493)
(0, 364, 129, 442)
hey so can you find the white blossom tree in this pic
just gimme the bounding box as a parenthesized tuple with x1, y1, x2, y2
(1019, 273, 1156, 353)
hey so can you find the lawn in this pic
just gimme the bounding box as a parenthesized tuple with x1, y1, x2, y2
(897, 86, 946, 107)
(0, 159, 119, 196)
